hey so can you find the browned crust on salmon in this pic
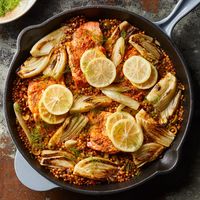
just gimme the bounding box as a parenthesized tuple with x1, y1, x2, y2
(87, 112, 119, 154)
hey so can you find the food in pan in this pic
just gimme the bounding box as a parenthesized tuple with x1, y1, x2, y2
(12, 16, 184, 185)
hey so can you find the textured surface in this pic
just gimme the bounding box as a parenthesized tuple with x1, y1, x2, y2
(0, 0, 200, 199)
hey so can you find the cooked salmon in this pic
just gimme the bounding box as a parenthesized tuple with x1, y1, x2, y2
(87, 111, 119, 154)
(67, 22, 105, 88)
(27, 77, 64, 121)
(124, 47, 139, 60)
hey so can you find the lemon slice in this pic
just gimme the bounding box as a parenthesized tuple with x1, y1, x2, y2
(132, 65, 158, 89)
(80, 48, 105, 73)
(85, 57, 116, 88)
(106, 111, 135, 138)
(42, 84, 73, 115)
(110, 119, 143, 152)
(123, 55, 151, 84)
(39, 99, 66, 124)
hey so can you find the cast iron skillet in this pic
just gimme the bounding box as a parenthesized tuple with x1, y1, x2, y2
(4, 0, 199, 195)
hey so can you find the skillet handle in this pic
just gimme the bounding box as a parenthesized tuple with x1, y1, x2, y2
(15, 150, 58, 191)
(154, 0, 200, 37)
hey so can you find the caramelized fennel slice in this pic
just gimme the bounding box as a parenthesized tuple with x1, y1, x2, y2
(102, 85, 131, 92)
(40, 150, 76, 169)
(64, 139, 77, 148)
(105, 21, 137, 56)
(43, 47, 67, 80)
(102, 90, 140, 110)
(41, 149, 75, 159)
(159, 90, 181, 124)
(116, 104, 126, 112)
(132, 143, 164, 167)
(13, 102, 32, 144)
(48, 115, 88, 148)
(129, 33, 163, 64)
(136, 109, 175, 147)
(111, 36, 125, 66)
(30, 26, 67, 57)
(70, 95, 112, 113)
(73, 157, 117, 180)
(40, 158, 74, 168)
(146, 73, 177, 112)
(17, 56, 49, 79)
(14, 102, 44, 155)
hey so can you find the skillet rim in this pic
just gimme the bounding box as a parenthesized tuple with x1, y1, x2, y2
(3, 5, 194, 195)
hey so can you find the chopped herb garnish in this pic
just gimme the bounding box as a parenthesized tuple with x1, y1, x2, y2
(92, 108, 102, 114)
(64, 155, 76, 161)
(63, 66, 71, 74)
(102, 36, 107, 44)
(125, 161, 133, 172)
(15, 103, 21, 113)
(42, 122, 50, 129)
(121, 30, 127, 39)
(30, 129, 42, 143)
(30, 126, 44, 149)
(69, 147, 81, 157)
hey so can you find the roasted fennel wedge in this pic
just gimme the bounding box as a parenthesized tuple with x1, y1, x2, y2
(129, 33, 162, 64)
(102, 85, 131, 92)
(105, 21, 137, 56)
(132, 143, 164, 167)
(48, 115, 88, 148)
(111, 36, 125, 66)
(102, 89, 140, 110)
(73, 157, 117, 180)
(40, 150, 76, 169)
(17, 56, 49, 78)
(30, 26, 67, 57)
(159, 90, 181, 124)
(13, 102, 32, 144)
(70, 95, 112, 113)
(146, 72, 177, 112)
(14, 102, 44, 155)
(136, 109, 175, 147)
(43, 47, 67, 80)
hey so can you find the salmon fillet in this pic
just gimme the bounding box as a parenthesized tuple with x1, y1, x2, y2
(67, 22, 105, 88)
(124, 47, 139, 60)
(87, 111, 119, 154)
(27, 77, 65, 121)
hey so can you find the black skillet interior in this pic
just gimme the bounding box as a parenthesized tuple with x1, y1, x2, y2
(4, 6, 193, 195)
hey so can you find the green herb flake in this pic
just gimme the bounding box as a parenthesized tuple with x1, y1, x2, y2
(30, 126, 44, 150)
(125, 162, 133, 172)
(63, 66, 71, 74)
(63, 155, 76, 161)
(69, 147, 81, 158)
(0, 0, 20, 17)
(121, 30, 127, 39)
(102, 36, 107, 44)
(15, 103, 21, 113)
